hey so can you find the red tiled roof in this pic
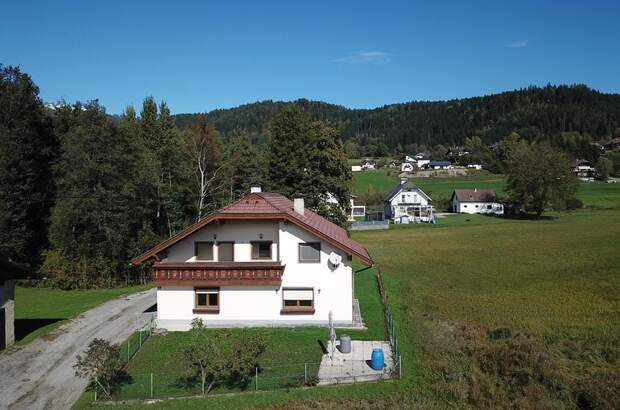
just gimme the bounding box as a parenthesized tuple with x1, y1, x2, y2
(131, 192, 373, 265)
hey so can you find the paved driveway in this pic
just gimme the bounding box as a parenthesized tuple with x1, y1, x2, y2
(0, 288, 156, 410)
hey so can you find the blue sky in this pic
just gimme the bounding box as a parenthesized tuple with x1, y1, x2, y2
(2, 1, 619, 114)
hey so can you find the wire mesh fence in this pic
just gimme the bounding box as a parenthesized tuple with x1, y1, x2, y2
(377, 269, 402, 378)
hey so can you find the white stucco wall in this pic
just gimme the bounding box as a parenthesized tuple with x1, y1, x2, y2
(453, 199, 504, 215)
(157, 220, 353, 330)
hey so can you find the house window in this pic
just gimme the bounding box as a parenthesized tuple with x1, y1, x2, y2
(194, 242, 214, 261)
(251, 241, 272, 260)
(281, 288, 314, 314)
(475, 205, 479, 208)
(194, 288, 219, 313)
(487, 205, 492, 210)
(464, 205, 468, 208)
(299, 242, 320, 263)
(218, 242, 234, 262)
(401, 194, 406, 203)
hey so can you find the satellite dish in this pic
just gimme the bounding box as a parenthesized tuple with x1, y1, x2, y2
(328, 252, 342, 267)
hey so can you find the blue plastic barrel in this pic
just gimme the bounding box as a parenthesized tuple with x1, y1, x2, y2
(370, 348, 384, 370)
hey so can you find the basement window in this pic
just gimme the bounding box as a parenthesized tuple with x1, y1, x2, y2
(281, 288, 314, 314)
(194, 288, 219, 313)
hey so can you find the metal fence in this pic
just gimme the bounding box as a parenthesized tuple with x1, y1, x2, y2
(376, 269, 402, 378)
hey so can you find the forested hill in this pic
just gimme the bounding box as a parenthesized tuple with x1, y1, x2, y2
(174, 85, 620, 150)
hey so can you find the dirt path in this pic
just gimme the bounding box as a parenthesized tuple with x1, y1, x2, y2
(0, 288, 156, 410)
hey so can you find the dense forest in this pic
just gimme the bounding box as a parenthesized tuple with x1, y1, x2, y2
(0, 65, 351, 288)
(175, 85, 620, 156)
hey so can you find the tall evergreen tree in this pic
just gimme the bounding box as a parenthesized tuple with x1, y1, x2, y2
(44, 102, 142, 287)
(267, 105, 352, 227)
(224, 133, 267, 200)
(0, 65, 57, 266)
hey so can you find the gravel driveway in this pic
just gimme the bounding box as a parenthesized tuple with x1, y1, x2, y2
(0, 288, 156, 410)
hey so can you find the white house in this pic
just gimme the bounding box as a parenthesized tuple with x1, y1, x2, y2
(400, 162, 414, 173)
(132, 189, 373, 330)
(384, 179, 434, 223)
(403, 155, 415, 163)
(351, 165, 362, 172)
(467, 164, 482, 170)
(451, 189, 504, 215)
(325, 192, 366, 221)
(361, 159, 376, 170)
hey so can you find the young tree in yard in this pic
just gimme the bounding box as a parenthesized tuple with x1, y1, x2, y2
(505, 141, 579, 217)
(0, 65, 57, 266)
(182, 115, 227, 220)
(74, 338, 125, 398)
(267, 105, 352, 227)
(183, 319, 267, 395)
(595, 156, 613, 179)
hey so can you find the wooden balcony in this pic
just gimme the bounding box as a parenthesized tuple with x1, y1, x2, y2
(152, 262, 284, 286)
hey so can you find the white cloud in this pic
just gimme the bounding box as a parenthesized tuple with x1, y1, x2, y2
(506, 40, 528, 49)
(330, 51, 392, 64)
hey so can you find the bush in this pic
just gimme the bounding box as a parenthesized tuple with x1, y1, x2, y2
(565, 197, 584, 210)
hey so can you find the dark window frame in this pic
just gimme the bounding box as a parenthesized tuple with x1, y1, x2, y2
(194, 241, 214, 261)
(280, 287, 315, 314)
(217, 241, 235, 262)
(193, 287, 219, 314)
(298, 242, 321, 263)
(250, 241, 273, 260)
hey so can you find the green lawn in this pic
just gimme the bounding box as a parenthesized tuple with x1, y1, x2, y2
(12, 285, 152, 347)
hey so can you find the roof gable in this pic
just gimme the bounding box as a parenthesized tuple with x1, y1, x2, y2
(385, 182, 432, 202)
(131, 192, 373, 265)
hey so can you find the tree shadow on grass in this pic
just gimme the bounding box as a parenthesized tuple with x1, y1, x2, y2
(14, 318, 64, 341)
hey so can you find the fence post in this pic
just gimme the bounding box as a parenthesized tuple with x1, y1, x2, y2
(255, 367, 258, 390)
(399, 354, 402, 378)
(127, 339, 130, 361)
(139, 330, 142, 348)
(94, 376, 98, 401)
(304, 363, 307, 385)
(150, 373, 153, 399)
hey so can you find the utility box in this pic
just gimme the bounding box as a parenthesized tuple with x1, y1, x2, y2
(339, 335, 352, 353)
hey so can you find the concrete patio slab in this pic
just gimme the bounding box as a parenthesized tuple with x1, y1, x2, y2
(318, 340, 394, 385)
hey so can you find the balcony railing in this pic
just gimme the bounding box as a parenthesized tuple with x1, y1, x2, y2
(152, 262, 284, 286)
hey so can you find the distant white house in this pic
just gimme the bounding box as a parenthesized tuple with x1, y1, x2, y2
(361, 159, 376, 170)
(571, 159, 594, 179)
(131, 188, 373, 330)
(467, 164, 482, 170)
(384, 179, 434, 223)
(400, 162, 415, 172)
(351, 165, 362, 172)
(451, 189, 503, 215)
(404, 155, 415, 163)
(416, 158, 430, 168)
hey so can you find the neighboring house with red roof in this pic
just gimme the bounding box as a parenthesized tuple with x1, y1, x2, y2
(571, 159, 595, 179)
(132, 188, 372, 330)
(451, 188, 504, 215)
